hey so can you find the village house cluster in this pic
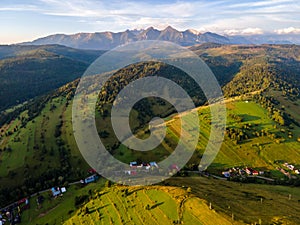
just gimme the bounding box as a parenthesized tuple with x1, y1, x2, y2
(124, 161, 159, 175)
(283, 162, 299, 175)
(222, 167, 264, 178)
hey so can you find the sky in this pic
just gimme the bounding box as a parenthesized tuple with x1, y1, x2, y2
(0, 0, 299, 44)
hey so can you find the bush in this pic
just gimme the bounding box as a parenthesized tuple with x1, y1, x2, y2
(74, 195, 89, 208)
(105, 180, 111, 187)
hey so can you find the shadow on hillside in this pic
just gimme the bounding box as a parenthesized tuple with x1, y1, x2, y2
(150, 202, 164, 209)
(238, 114, 261, 122)
(127, 188, 144, 196)
(89, 204, 109, 214)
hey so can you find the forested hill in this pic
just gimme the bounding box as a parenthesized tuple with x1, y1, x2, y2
(190, 44, 300, 97)
(0, 44, 300, 207)
(0, 45, 104, 111)
(1, 43, 299, 114)
(1, 44, 300, 126)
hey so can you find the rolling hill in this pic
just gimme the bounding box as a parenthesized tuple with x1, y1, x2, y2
(17, 177, 300, 225)
(0, 45, 104, 111)
(64, 185, 241, 225)
(0, 43, 300, 224)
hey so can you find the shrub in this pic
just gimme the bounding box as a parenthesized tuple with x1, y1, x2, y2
(74, 195, 89, 208)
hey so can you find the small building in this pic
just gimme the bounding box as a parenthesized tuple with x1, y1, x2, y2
(252, 170, 259, 176)
(137, 164, 143, 168)
(150, 162, 158, 168)
(222, 171, 231, 178)
(88, 168, 97, 174)
(61, 187, 67, 193)
(18, 198, 29, 210)
(51, 187, 61, 197)
(130, 162, 138, 167)
(84, 175, 98, 184)
(288, 165, 295, 170)
(245, 168, 253, 175)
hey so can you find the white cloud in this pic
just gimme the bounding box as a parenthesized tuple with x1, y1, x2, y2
(0, 5, 40, 12)
(224, 28, 264, 36)
(241, 28, 264, 35)
(275, 27, 300, 34)
(226, 0, 295, 9)
(1, 0, 300, 44)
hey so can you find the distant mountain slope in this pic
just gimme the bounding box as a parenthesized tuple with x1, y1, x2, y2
(18, 26, 240, 50)
(188, 44, 300, 97)
(0, 44, 102, 62)
(221, 45, 300, 98)
(21, 26, 300, 50)
(0, 45, 104, 110)
(20, 26, 240, 50)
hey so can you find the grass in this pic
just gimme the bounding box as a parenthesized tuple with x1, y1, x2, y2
(167, 176, 300, 225)
(109, 98, 300, 175)
(0, 96, 90, 192)
(103, 98, 299, 180)
(15, 176, 300, 225)
(1, 94, 299, 223)
(2, 93, 299, 190)
(267, 89, 300, 127)
(21, 180, 105, 225)
(165, 99, 300, 173)
(182, 198, 234, 225)
(145, 189, 178, 221)
(0, 98, 64, 176)
(63, 184, 240, 225)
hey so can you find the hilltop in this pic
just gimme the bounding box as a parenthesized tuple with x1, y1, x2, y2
(0, 45, 104, 111)
(14, 177, 300, 225)
(0, 44, 300, 224)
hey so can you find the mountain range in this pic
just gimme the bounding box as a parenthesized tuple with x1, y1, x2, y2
(21, 26, 300, 50)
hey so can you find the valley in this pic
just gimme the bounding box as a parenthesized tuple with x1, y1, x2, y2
(0, 43, 299, 225)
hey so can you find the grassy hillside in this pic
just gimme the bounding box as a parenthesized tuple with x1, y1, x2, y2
(0, 82, 90, 205)
(1, 86, 299, 206)
(64, 185, 241, 225)
(1, 43, 300, 214)
(168, 176, 300, 225)
(17, 177, 300, 225)
(21, 180, 242, 225)
(108, 97, 300, 177)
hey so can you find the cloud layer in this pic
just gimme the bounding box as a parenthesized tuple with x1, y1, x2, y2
(275, 27, 300, 34)
(0, 0, 299, 43)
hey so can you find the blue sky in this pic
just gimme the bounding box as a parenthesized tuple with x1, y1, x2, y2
(0, 0, 299, 44)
